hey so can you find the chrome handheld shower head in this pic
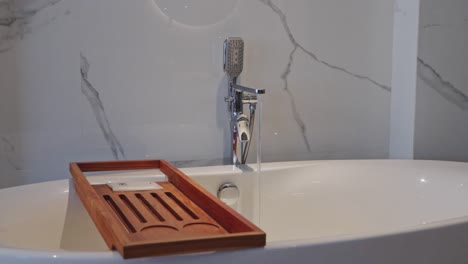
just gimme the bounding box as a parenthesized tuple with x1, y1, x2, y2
(223, 37, 244, 81)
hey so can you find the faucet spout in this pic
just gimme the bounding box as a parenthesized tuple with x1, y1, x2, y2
(231, 83, 265, 95)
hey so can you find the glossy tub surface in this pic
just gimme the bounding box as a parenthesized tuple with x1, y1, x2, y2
(2, 160, 468, 263)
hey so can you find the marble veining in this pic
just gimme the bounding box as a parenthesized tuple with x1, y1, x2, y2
(259, 0, 392, 92)
(1, 136, 20, 170)
(417, 57, 468, 110)
(80, 53, 126, 160)
(282, 45, 310, 151)
(420, 18, 468, 29)
(417, 12, 468, 110)
(393, 0, 407, 16)
(0, 1, 395, 187)
(259, 0, 391, 151)
(420, 23, 444, 29)
(0, 0, 63, 52)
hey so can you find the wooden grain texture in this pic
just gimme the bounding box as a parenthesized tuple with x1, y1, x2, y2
(69, 160, 266, 259)
(70, 163, 128, 251)
(75, 160, 160, 172)
(160, 160, 264, 233)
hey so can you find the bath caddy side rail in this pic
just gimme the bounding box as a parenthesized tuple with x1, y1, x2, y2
(69, 159, 265, 259)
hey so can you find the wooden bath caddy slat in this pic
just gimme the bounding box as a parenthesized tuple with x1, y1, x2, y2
(69, 160, 265, 259)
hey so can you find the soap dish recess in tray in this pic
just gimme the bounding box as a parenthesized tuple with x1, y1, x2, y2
(69, 159, 265, 259)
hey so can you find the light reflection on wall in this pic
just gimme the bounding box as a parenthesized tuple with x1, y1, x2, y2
(152, 0, 239, 28)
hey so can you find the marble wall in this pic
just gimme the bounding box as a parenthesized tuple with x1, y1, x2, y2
(0, 0, 394, 188)
(415, 0, 468, 161)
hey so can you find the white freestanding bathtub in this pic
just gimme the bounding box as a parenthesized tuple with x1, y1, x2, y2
(2, 160, 468, 263)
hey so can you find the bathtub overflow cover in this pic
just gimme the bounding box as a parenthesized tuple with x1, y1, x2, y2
(217, 183, 240, 206)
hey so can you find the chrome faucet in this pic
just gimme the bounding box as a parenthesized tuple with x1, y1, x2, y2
(223, 37, 265, 164)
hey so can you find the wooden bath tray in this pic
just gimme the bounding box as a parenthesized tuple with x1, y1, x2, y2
(70, 160, 265, 259)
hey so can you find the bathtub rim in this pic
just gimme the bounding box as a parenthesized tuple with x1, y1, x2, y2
(2, 159, 468, 259)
